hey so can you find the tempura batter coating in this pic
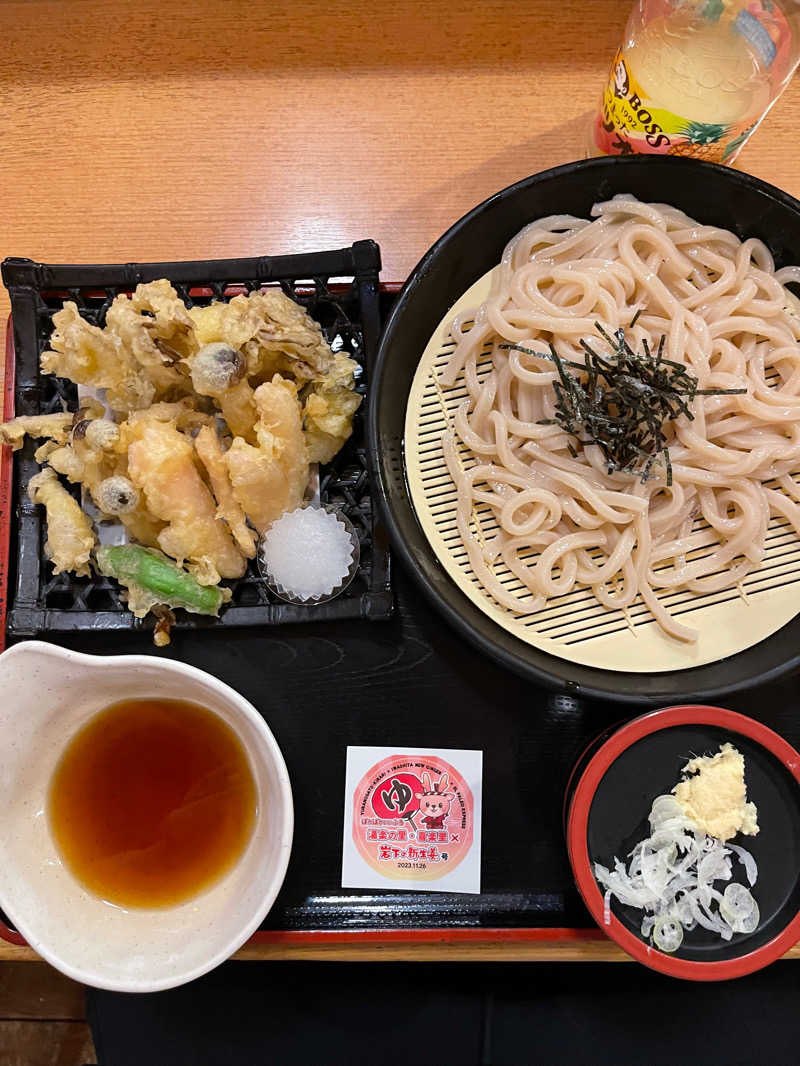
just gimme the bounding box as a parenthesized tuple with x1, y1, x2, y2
(40, 415, 164, 547)
(303, 351, 362, 463)
(190, 289, 333, 382)
(46, 420, 123, 529)
(189, 301, 259, 351)
(242, 289, 334, 379)
(122, 399, 214, 434)
(187, 344, 256, 442)
(105, 296, 189, 396)
(195, 425, 257, 558)
(130, 280, 196, 351)
(0, 413, 73, 451)
(126, 415, 245, 583)
(41, 304, 154, 412)
(47, 416, 119, 492)
(27, 468, 95, 576)
(224, 377, 309, 532)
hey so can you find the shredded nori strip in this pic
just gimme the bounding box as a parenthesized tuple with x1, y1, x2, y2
(500, 325, 746, 486)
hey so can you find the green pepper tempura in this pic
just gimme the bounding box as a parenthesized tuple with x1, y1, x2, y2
(95, 545, 231, 617)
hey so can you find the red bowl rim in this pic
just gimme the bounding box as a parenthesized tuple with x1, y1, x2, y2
(566, 704, 800, 981)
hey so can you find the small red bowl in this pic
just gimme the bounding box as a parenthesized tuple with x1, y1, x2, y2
(566, 705, 800, 981)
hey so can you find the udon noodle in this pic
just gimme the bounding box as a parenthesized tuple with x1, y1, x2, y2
(441, 195, 800, 642)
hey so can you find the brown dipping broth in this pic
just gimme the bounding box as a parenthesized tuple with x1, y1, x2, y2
(47, 699, 257, 908)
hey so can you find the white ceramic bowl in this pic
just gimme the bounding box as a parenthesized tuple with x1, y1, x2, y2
(0, 641, 293, 992)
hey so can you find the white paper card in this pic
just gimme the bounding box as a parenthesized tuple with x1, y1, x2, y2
(341, 746, 482, 894)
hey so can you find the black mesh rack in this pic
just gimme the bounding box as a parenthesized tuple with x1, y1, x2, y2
(2, 241, 393, 638)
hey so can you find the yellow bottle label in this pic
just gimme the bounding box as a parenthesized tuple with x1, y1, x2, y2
(592, 49, 757, 162)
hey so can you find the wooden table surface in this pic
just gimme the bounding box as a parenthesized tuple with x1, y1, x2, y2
(3, 0, 800, 965)
(4, 0, 800, 318)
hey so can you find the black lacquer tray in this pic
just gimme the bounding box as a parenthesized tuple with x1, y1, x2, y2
(2, 569, 800, 946)
(2, 246, 800, 952)
(1, 243, 391, 640)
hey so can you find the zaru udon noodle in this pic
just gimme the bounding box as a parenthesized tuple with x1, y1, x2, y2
(440, 195, 800, 642)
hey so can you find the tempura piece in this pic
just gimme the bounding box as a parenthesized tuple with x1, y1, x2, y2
(225, 376, 309, 533)
(27, 468, 95, 576)
(189, 344, 247, 396)
(47, 444, 98, 489)
(0, 413, 73, 451)
(130, 280, 196, 355)
(303, 351, 362, 463)
(113, 401, 211, 548)
(74, 397, 107, 422)
(94, 476, 140, 516)
(105, 289, 190, 396)
(34, 440, 60, 464)
(47, 417, 119, 502)
(117, 509, 166, 550)
(122, 399, 214, 434)
(190, 301, 260, 351)
(80, 418, 120, 452)
(190, 289, 334, 382)
(42, 413, 164, 548)
(96, 545, 232, 617)
(243, 290, 334, 380)
(187, 344, 256, 441)
(126, 414, 245, 583)
(41, 304, 153, 412)
(195, 425, 257, 557)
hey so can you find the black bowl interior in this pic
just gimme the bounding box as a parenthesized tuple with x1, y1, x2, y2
(562, 721, 626, 834)
(369, 155, 800, 703)
(587, 725, 800, 963)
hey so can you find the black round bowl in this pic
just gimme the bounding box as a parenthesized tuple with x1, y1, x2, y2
(368, 156, 800, 704)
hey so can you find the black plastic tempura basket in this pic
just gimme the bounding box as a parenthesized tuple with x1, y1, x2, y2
(2, 241, 393, 639)
(368, 156, 800, 705)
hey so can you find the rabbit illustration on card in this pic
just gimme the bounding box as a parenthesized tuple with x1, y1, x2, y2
(415, 772, 454, 831)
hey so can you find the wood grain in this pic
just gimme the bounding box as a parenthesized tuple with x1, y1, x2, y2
(0, 964, 94, 1066)
(0, 963, 86, 1021)
(1, 935, 799, 963)
(2, 0, 799, 329)
(0, 1022, 96, 1066)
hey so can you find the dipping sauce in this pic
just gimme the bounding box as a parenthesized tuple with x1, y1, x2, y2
(48, 699, 257, 908)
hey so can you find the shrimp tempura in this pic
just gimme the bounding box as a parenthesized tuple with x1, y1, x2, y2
(224, 376, 309, 532)
(195, 425, 257, 558)
(126, 414, 245, 584)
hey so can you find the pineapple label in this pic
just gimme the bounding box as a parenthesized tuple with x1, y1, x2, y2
(592, 49, 756, 163)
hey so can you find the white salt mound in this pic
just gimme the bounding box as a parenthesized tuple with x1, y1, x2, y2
(261, 507, 355, 601)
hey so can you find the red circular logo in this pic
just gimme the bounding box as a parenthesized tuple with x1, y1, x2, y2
(370, 772, 421, 819)
(353, 755, 474, 883)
